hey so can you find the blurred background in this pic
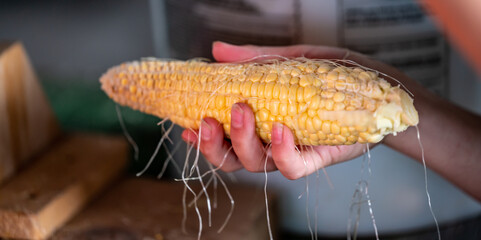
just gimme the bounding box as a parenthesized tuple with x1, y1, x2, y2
(1, 0, 481, 239)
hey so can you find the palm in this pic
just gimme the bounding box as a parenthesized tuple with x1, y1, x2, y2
(264, 129, 371, 179)
(313, 144, 368, 168)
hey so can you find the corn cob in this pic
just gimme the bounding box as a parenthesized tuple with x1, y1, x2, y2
(100, 58, 418, 145)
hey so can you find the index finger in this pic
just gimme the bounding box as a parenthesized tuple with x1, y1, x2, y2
(212, 41, 356, 62)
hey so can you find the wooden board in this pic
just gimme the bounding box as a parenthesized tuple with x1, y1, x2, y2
(0, 41, 61, 184)
(0, 133, 128, 240)
(52, 178, 275, 240)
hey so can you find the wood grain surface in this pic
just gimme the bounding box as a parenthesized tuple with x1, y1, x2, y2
(0, 134, 128, 239)
(53, 177, 275, 240)
(0, 41, 61, 184)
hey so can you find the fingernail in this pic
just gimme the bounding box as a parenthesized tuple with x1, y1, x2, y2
(231, 104, 244, 128)
(272, 122, 283, 145)
(214, 41, 233, 46)
(201, 120, 211, 141)
(182, 129, 196, 144)
(214, 41, 242, 48)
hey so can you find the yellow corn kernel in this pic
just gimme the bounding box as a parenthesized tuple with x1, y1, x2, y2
(100, 58, 418, 145)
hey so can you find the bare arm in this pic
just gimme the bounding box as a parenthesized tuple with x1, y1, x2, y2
(384, 71, 481, 201)
(421, 0, 481, 73)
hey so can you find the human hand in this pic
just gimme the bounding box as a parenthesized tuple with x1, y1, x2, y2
(181, 42, 405, 179)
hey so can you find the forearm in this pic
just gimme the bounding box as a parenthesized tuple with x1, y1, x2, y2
(384, 82, 481, 201)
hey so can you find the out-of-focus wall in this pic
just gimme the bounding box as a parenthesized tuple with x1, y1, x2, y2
(0, 0, 154, 82)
